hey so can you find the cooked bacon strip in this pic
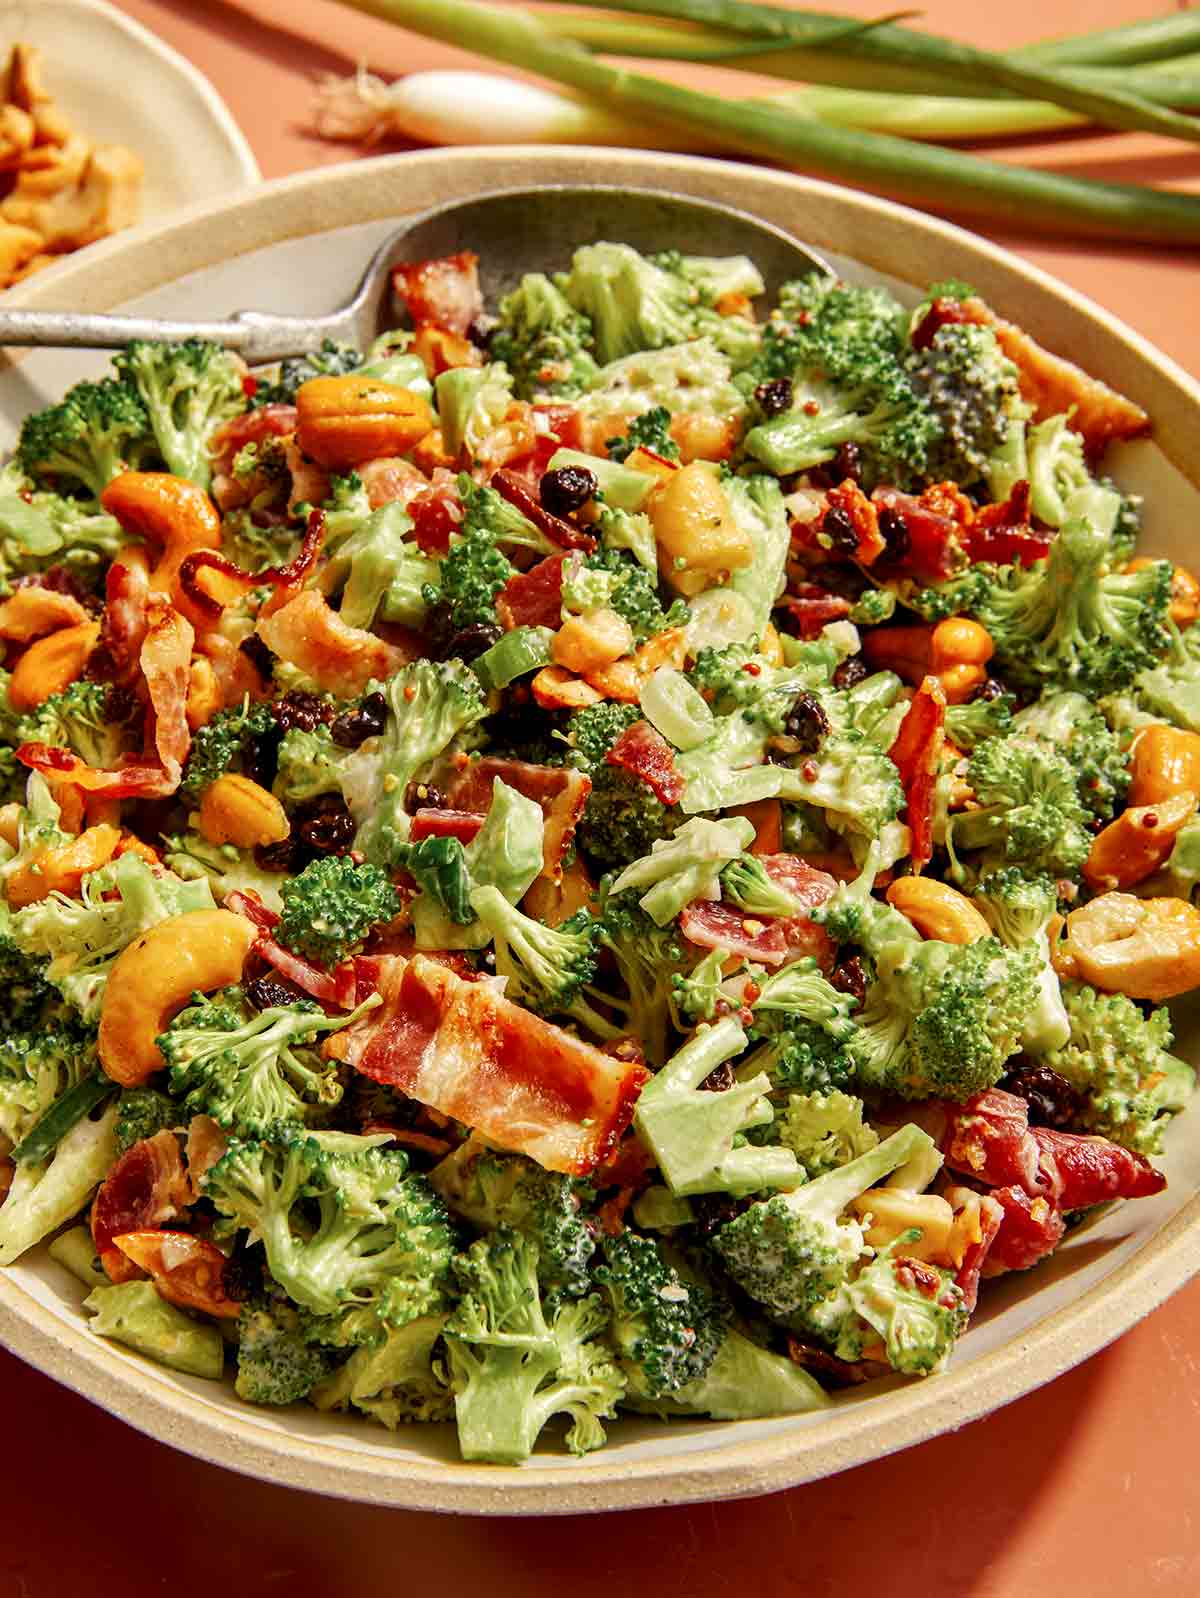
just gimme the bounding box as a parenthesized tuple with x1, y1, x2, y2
(359, 455, 429, 510)
(680, 900, 790, 966)
(326, 954, 647, 1175)
(392, 251, 482, 336)
(91, 1131, 190, 1284)
(962, 481, 1052, 567)
(491, 469, 596, 552)
(15, 743, 178, 799)
(888, 675, 946, 871)
(99, 550, 151, 686)
(497, 553, 567, 630)
(407, 477, 464, 555)
(945, 1186, 1003, 1313)
(870, 489, 964, 583)
(780, 589, 852, 639)
(606, 720, 684, 806)
(139, 600, 194, 789)
(759, 854, 839, 911)
(824, 479, 885, 565)
(255, 589, 408, 698)
(210, 402, 298, 473)
(1031, 1125, 1166, 1207)
(981, 1185, 1067, 1275)
(223, 888, 279, 931)
(447, 756, 591, 881)
(409, 807, 486, 844)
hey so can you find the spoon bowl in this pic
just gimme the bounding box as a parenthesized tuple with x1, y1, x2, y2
(0, 186, 832, 359)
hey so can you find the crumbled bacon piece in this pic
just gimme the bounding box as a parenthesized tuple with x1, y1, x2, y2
(887, 675, 946, 871)
(605, 720, 684, 806)
(91, 1131, 191, 1283)
(497, 553, 567, 630)
(391, 251, 483, 336)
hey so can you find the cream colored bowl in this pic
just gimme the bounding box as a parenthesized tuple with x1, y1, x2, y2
(1, 148, 1198, 1515)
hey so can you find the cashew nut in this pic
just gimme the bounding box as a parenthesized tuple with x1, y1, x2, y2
(98, 909, 257, 1085)
(886, 876, 990, 944)
(1054, 891, 1200, 1002)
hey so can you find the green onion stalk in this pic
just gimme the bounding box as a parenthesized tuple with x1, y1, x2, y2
(323, 0, 1200, 245)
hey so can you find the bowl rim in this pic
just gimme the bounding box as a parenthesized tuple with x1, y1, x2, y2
(1, 145, 1198, 1515)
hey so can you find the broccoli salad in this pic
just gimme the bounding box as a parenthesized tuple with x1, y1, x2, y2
(0, 239, 1193, 1465)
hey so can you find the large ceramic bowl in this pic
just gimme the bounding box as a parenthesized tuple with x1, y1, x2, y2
(1, 148, 1198, 1515)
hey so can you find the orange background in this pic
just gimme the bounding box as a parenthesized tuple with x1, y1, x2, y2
(4, 2, 1200, 1593)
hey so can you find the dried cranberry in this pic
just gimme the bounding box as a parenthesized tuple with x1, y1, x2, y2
(243, 732, 280, 791)
(830, 956, 867, 1008)
(821, 505, 859, 557)
(784, 691, 831, 752)
(754, 377, 793, 418)
(539, 465, 597, 518)
(998, 1061, 1083, 1131)
(254, 835, 303, 873)
(441, 622, 503, 665)
(272, 691, 335, 734)
(404, 781, 447, 815)
(877, 507, 911, 563)
(330, 692, 387, 748)
(832, 656, 869, 690)
(245, 975, 301, 1011)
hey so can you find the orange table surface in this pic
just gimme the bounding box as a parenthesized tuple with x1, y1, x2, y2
(6, 2, 1200, 1592)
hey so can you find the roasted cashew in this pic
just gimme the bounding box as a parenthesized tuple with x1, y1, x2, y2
(1054, 892, 1200, 1002)
(98, 909, 257, 1085)
(101, 471, 221, 593)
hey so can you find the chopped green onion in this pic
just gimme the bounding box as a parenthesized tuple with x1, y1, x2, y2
(639, 666, 715, 750)
(471, 625, 555, 691)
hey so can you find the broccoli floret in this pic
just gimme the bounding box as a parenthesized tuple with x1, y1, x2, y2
(0, 486, 127, 595)
(275, 857, 400, 969)
(566, 700, 680, 870)
(318, 476, 439, 630)
(570, 546, 685, 643)
(607, 814, 755, 927)
(113, 339, 246, 488)
(220, 509, 303, 574)
(589, 888, 688, 1066)
(162, 830, 286, 914)
(0, 1019, 98, 1149)
(971, 868, 1071, 1055)
(1023, 413, 1103, 529)
(970, 520, 1173, 698)
(843, 1240, 966, 1376)
(906, 321, 1027, 489)
(777, 1091, 879, 1179)
(490, 272, 599, 399)
(719, 854, 806, 918)
(1109, 621, 1200, 735)
(235, 1299, 337, 1406)
(604, 405, 680, 464)
(204, 1130, 456, 1325)
(16, 377, 152, 500)
(1047, 984, 1194, 1155)
(670, 947, 736, 1026)
(6, 851, 215, 1020)
(270, 724, 345, 809)
(633, 1015, 801, 1197)
(181, 699, 277, 800)
(951, 733, 1093, 875)
(14, 680, 135, 771)
(430, 1142, 595, 1302)
(346, 659, 487, 866)
(687, 639, 832, 732)
(1013, 690, 1130, 819)
(744, 274, 937, 487)
(252, 338, 363, 406)
(943, 691, 1015, 752)
(595, 1231, 728, 1399)
(424, 521, 511, 631)
(711, 1123, 935, 1320)
(741, 956, 861, 1098)
(114, 1088, 178, 1154)
(308, 1312, 453, 1426)
(444, 1228, 625, 1462)
(558, 242, 700, 365)
(468, 886, 617, 1041)
(159, 989, 350, 1135)
(629, 1325, 827, 1419)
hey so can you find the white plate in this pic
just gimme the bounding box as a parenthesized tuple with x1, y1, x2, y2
(0, 147, 1198, 1515)
(0, 0, 258, 230)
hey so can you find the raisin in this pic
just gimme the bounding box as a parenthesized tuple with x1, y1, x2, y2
(245, 975, 301, 1011)
(690, 1194, 744, 1239)
(699, 1060, 736, 1094)
(239, 634, 274, 683)
(467, 315, 497, 352)
(297, 795, 356, 854)
(877, 507, 911, 563)
(970, 676, 1008, 704)
(404, 781, 447, 815)
(243, 731, 280, 791)
(754, 377, 793, 418)
(784, 691, 831, 752)
(539, 465, 597, 518)
(830, 955, 867, 1009)
(272, 691, 335, 734)
(833, 441, 862, 485)
(832, 656, 869, 690)
(998, 1061, 1084, 1131)
(821, 504, 859, 557)
(441, 622, 503, 665)
(330, 691, 387, 748)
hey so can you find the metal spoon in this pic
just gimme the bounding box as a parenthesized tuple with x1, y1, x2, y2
(0, 186, 833, 360)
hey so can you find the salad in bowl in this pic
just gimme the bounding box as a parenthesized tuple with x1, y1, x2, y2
(0, 236, 1193, 1467)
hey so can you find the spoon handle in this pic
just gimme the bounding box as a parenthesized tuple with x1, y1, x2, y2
(0, 309, 352, 363)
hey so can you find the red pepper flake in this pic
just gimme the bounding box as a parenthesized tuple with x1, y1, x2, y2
(742, 662, 762, 677)
(803, 400, 821, 417)
(743, 980, 762, 1003)
(1143, 812, 1159, 829)
(738, 1007, 755, 1027)
(802, 759, 818, 782)
(404, 684, 417, 701)
(241, 374, 259, 399)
